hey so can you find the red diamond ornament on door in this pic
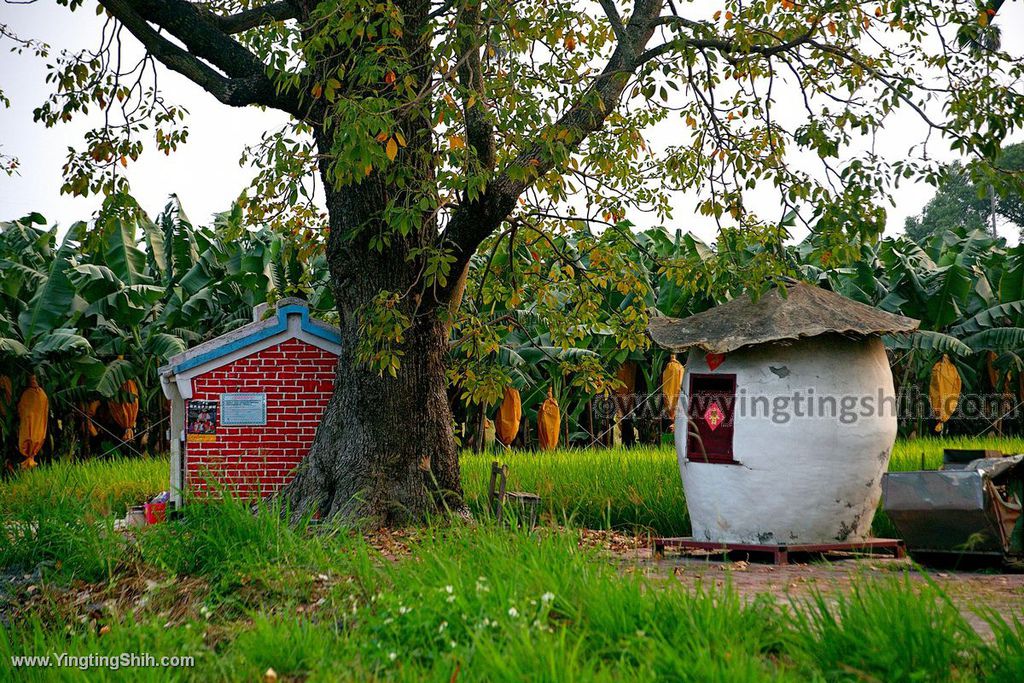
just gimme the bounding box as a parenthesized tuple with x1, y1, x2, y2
(704, 400, 725, 431)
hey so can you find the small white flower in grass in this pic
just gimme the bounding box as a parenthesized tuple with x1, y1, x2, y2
(447, 594, 456, 603)
(398, 606, 410, 615)
(445, 585, 454, 594)
(541, 592, 555, 603)
(388, 652, 397, 662)
(450, 641, 457, 649)
(438, 621, 448, 633)
(508, 607, 519, 618)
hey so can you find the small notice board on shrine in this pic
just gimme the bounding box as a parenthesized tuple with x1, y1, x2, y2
(221, 392, 268, 426)
(186, 400, 218, 443)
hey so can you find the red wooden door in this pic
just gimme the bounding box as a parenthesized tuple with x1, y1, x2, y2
(686, 373, 736, 463)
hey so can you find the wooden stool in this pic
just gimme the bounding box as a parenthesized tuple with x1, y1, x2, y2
(488, 461, 540, 529)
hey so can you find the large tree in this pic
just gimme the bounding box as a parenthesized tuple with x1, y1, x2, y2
(903, 161, 991, 243)
(21, 0, 1024, 525)
(904, 144, 1024, 243)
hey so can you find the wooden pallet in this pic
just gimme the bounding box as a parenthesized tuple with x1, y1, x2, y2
(652, 537, 906, 566)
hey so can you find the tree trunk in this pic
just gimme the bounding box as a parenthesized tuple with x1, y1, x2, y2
(282, 303, 466, 526)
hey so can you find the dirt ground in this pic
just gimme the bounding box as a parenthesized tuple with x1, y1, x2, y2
(587, 531, 1024, 639)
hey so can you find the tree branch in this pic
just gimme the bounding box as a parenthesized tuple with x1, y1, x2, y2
(98, 0, 299, 115)
(806, 38, 952, 136)
(597, 0, 627, 45)
(125, 0, 270, 79)
(209, 1, 299, 35)
(455, 1, 496, 172)
(639, 16, 819, 65)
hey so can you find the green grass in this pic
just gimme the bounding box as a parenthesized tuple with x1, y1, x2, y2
(0, 457, 168, 584)
(2, 448, 1024, 681)
(1, 494, 1023, 681)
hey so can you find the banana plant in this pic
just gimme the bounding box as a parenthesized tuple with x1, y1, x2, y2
(0, 217, 92, 375)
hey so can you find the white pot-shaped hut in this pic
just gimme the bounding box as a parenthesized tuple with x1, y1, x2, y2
(648, 283, 919, 545)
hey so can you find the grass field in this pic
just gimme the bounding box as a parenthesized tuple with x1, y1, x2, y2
(888, 435, 1024, 471)
(2, 437, 1023, 680)
(2, 492, 1024, 681)
(3, 435, 1023, 537)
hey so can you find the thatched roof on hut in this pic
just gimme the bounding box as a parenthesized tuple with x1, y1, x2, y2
(647, 282, 919, 354)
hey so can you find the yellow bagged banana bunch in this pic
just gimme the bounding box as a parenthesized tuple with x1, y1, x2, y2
(495, 387, 522, 446)
(929, 354, 961, 433)
(536, 388, 561, 451)
(661, 354, 685, 421)
(17, 375, 48, 468)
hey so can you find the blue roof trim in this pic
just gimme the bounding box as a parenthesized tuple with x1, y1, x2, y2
(172, 305, 341, 374)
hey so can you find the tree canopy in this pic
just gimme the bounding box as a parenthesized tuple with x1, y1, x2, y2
(904, 144, 1024, 243)
(30, 2, 1022, 285)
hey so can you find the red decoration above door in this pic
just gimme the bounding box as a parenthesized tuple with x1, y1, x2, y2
(705, 353, 726, 370)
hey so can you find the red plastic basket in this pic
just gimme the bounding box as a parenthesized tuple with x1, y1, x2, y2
(144, 502, 166, 525)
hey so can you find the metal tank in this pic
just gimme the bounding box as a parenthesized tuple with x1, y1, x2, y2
(882, 451, 1023, 562)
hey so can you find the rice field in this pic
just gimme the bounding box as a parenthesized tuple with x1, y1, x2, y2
(888, 435, 1024, 471)
(0, 455, 168, 519)
(463, 445, 684, 533)
(3, 435, 1022, 538)
(464, 435, 1024, 536)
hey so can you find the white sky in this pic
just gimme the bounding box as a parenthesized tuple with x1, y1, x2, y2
(1, 1, 1022, 244)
